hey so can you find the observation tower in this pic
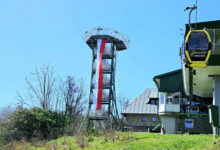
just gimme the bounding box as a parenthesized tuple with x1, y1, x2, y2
(83, 27, 129, 129)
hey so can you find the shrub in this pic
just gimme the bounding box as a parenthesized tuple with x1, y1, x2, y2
(4, 107, 65, 140)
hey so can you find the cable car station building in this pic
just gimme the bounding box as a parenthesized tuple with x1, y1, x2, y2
(154, 69, 212, 134)
(122, 20, 220, 135)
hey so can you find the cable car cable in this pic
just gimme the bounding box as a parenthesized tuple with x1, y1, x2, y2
(195, 0, 198, 29)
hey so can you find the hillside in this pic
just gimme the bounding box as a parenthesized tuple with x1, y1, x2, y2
(2, 132, 220, 150)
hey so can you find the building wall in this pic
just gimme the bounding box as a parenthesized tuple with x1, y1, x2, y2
(124, 114, 159, 132)
(176, 116, 212, 134)
(159, 114, 177, 134)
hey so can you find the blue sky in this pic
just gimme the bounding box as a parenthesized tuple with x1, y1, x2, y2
(0, 0, 220, 108)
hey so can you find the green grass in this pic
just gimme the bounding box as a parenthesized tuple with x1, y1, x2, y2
(3, 132, 220, 150)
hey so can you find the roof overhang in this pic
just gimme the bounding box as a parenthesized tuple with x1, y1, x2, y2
(185, 20, 220, 37)
(153, 69, 184, 93)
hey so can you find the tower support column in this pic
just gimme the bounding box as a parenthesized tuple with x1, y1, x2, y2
(212, 76, 220, 136)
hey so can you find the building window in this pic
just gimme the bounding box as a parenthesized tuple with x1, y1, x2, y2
(141, 116, 146, 122)
(160, 93, 165, 104)
(151, 100, 155, 104)
(152, 117, 157, 122)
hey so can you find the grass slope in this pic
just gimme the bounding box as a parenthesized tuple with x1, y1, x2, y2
(3, 132, 220, 150)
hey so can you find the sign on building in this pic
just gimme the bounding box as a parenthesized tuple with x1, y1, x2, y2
(185, 119, 194, 128)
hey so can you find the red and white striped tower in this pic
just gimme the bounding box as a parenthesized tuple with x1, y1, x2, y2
(83, 27, 129, 129)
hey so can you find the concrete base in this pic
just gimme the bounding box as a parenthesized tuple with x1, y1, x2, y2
(159, 114, 177, 134)
(93, 120, 106, 130)
(213, 76, 220, 136)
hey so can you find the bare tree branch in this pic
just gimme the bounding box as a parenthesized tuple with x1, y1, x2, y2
(59, 76, 86, 126)
(118, 94, 130, 118)
(20, 64, 56, 110)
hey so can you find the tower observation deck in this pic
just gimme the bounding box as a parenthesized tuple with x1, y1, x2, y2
(83, 27, 129, 129)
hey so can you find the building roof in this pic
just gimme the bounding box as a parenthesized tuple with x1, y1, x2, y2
(122, 88, 158, 115)
(153, 69, 184, 93)
(147, 88, 159, 102)
(185, 20, 220, 37)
